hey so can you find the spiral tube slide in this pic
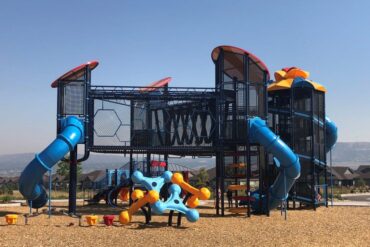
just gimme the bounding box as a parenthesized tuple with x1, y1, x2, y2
(19, 116, 84, 209)
(325, 116, 338, 151)
(249, 117, 300, 210)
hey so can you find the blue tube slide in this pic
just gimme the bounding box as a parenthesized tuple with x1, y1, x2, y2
(249, 117, 300, 210)
(325, 116, 338, 151)
(19, 116, 84, 209)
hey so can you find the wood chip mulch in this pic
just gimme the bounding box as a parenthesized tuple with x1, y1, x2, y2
(0, 202, 369, 247)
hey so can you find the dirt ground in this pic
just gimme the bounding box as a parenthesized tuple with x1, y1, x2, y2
(0, 202, 369, 247)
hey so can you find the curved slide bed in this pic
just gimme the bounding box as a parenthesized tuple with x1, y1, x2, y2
(19, 116, 84, 208)
(249, 117, 300, 210)
(248, 116, 337, 210)
(107, 179, 132, 207)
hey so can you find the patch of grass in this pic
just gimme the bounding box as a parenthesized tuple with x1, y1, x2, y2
(330, 186, 370, 199)
(0, 190, 96, 202)
(0, 195, 15, 202)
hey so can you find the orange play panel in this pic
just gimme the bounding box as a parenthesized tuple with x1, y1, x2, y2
(227, 185, 247, 191)
(227, 162, 246, 168)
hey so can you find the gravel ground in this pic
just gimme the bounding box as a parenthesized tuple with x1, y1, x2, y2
(0, 202, 369, 247)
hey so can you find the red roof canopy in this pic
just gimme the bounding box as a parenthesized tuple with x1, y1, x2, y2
(150, 160, 167, 167)
(139, 77, 172, 92)
(211, 45, 270, 80)
(51, 60, 99, 88)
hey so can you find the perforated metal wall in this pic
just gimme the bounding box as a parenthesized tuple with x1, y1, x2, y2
(62, 81, 85, 115)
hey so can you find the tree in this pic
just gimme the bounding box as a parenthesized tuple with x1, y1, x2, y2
(356, 178, 366, 187)
(0, 185, 13, 195)
(56, 160, 82, 180)
(194, 168, 209, 188)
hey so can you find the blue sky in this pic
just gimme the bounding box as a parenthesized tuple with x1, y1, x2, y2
(0, 1, 369, 155)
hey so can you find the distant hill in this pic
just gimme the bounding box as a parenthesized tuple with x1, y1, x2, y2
(0, 153, 214, 176)
(330, 142, 370, 169)
(0, 142, 368, 176)
(331, 142, 370, 163)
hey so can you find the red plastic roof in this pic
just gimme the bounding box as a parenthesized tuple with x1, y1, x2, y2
(211, 45, 270, 80)
(150, 160, 167, 167)
(139, 77, 172, 92)
(51, 60, 99, 88)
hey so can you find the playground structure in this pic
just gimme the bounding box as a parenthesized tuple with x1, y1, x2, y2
(119, 171, 210, 226)
(268, 67, 337, 209)
(18, 45, 337, 221)
(87, 168, 131, 207)
(88, 162, 193, 208)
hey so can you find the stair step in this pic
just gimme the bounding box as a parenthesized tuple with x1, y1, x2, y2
(229, 207, 247, 214)
(232, 196, 255, 201)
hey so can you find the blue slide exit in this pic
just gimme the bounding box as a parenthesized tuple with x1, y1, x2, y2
(19, 116, 84, 209)
(249, 117, 300, 210)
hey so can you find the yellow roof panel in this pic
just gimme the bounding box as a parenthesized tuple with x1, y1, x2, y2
(267, 79, 294, 91)
(268, 68, 327, 93)
(307, 80, 327, 92)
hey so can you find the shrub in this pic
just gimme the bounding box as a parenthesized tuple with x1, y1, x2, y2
(0, 195, 13, 202)
(356, 178, 366, 187)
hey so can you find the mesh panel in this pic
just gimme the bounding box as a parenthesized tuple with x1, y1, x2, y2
(293, 88, 312, 113)
(294, 159, 313, 198)
(92, 97, 216, 148)
(63, 81, 85, 115)
(276, 114, 292, 147)
(249, 59, 264, 83)
(269, 90, 290, 110)
(249, 84, 265, 116)
(93, 99, 131, 146)
(312, 91, 326, 163)
(223, 51, 244, 81)
(293, 117, 312, 156)
(250, 153, 259, 179)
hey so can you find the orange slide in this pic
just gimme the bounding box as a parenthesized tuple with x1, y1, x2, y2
(119, 187, 130, 201)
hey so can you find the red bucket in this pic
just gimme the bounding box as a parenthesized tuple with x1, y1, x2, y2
(103, 215, 115, 226)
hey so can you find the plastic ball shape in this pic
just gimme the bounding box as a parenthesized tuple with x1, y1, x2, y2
(132, 189, 144, 201)
(171, 173, 184, 184)
(147, 190, 159, 204)
(162, 171, 173, 183)
(185, 209, 199, 222)
(119, 211, 131, 224)
(132, 171, 144, 183)
(199, 187, 211, 200)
